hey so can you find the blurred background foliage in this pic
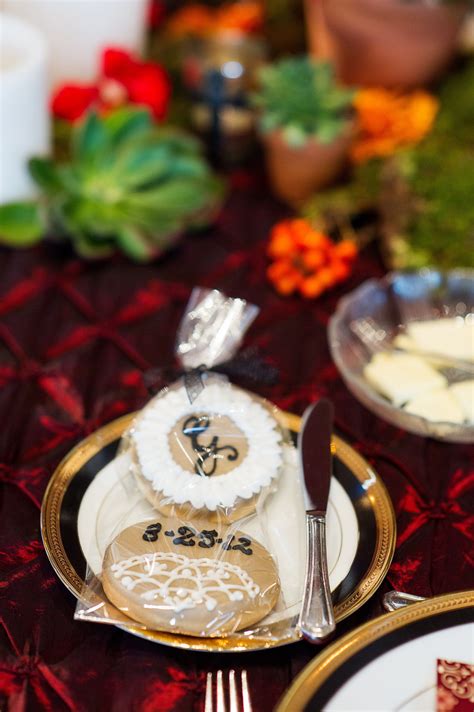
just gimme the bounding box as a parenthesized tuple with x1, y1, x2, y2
(306, 57, 474, 269)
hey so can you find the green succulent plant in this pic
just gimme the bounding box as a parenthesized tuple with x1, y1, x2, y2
(253, 57, 354, 147)
(0, 108, 223, 261)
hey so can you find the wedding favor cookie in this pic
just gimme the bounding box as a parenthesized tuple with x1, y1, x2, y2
(102, 518, 280, 637)
(131, 382, 284, 521)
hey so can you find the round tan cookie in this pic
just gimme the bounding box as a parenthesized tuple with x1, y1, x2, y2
(102, 517, 280, 637)
(133, 468, 261, 524)
(131, 383, 285, 522)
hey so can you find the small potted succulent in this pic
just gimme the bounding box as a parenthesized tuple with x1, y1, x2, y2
(253, 57, 354, 206)
(305, 0, 468, 89)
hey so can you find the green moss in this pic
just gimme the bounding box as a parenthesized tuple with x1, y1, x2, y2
(401, 59, 474, 268)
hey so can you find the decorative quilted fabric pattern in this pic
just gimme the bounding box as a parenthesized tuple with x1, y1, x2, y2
(0, 185, 473, 711)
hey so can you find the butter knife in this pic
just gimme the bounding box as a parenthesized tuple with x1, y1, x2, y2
(298, 398, 336, 643)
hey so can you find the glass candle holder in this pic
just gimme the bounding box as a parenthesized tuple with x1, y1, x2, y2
(0, 12, 50, 203)
(180, 31, 268, 166)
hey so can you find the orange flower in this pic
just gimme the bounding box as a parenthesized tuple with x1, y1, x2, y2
(266, 219, 358, 298)
(168, 1, 263, 38)
(351, 88, 438, 163)
(167, 4, 215, 37)
(215, 2, 264, 34)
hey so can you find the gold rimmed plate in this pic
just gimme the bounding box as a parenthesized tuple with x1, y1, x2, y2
(277, 590, 474, 711)
(41, 410, 396, 653)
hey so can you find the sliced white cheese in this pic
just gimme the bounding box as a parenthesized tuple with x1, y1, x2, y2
(449, 380, 474, 424)
(392, 333, 417, 351)
(406, 318, 474, 362)
(404, 388, 465, 424)
(363, 352, 447, 407)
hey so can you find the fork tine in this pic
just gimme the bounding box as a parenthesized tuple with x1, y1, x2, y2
(205, 669, 252, 712)
(229, 670, 238, 712)
(241, 671, 252, 712)
(205, 672, 213, 712)
(216, 670, 226, 712)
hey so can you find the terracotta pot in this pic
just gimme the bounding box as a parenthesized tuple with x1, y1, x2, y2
(262, 128, 353, 207)
(305, 0, 467, 88)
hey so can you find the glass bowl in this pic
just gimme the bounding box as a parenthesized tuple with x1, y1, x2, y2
(328, 269, 474, 442)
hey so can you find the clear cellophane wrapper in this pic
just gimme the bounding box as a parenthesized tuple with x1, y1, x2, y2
(75, 289, 306, 641)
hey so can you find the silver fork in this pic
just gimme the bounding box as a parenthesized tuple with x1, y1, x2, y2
(383, 590, 426, 612)
(205, 670, 252, 712)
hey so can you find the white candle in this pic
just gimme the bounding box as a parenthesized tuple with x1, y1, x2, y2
(0, 12, 50, 203)
(3, 0, 149, 87)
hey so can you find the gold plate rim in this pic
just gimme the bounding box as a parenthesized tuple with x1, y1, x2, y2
(41, 410, 396, 653)
(276, 589, 474, 711)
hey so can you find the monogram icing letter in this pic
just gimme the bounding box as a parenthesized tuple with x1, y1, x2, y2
(182, 414, 239, 476)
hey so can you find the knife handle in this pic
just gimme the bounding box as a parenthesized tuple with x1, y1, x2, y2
(298, 513, 335, 643)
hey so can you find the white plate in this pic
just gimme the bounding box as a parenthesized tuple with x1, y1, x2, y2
(328, 623, 473, 711)
(41, 411, 395, 652)
(78, 445, 360, 625)
(277, 591, 474, 711)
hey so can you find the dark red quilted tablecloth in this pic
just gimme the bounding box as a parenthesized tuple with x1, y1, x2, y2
(1, 181, 473, 712)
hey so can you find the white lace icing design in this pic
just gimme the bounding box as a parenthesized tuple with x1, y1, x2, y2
(111, 552, 260, 613)
(132, 383, 283, 510)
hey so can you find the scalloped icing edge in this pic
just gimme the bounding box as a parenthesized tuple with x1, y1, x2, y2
(132, 383, 284, 511)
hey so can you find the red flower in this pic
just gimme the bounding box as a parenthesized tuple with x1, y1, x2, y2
(51, 47, 171, 122)
(51, 84, 98, 121)
(102, 47, 134, 79)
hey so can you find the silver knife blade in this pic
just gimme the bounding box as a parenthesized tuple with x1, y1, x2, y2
(299, 398, 334, 514)
(298, 397, 336, 642)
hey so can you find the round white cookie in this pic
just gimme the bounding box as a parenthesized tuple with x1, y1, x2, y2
(131, 382, 284, 522)
(102, 518, 280, 637)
